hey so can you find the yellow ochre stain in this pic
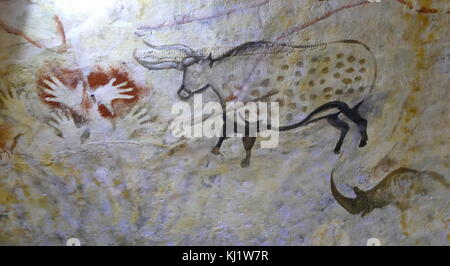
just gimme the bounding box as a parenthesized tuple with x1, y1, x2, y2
(0, 183, 19, 205)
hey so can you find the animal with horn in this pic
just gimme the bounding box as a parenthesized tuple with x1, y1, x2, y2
(134, 39, 378, 167)
(331, 167, 450, 217)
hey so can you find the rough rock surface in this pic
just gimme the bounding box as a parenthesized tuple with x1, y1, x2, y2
(0, 0, 448, 245)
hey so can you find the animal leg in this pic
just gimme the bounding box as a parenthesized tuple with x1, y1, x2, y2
(211, 113, 228, 155)
(326, 114, 350, 154)
(338, 101, 368, 148)
(241, 136, 256, 168)
(211, 136, 227, 155)
(350, 102, 368, 147)
(357, 118, 368, 147)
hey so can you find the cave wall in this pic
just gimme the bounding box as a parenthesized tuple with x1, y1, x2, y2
(0, 0, 449, 245)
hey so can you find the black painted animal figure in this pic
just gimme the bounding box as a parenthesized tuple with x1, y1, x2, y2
(331, 167, 450, 217)
(134, 39, 377, 167)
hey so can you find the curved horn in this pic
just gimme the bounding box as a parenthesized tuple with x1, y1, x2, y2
(143, 40, 195, 56)
(133, 49, 183, 71)
(330, 170, 360, 215)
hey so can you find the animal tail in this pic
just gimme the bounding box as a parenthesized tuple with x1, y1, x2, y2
(275, 100, 363, 131)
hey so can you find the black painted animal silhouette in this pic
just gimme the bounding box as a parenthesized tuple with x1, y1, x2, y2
(134, 39, 377, 167)
(331, 167, 449, 217)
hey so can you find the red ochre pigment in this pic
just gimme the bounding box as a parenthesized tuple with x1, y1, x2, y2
(87, 67, 149, 118)
(37, 66, 86, 110)
(38, 65, 149, 119)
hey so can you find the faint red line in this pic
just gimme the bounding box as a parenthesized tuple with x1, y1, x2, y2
(236, 0, 371, 100)
(0, 15, 69, 52)
(396, 0, 449, 14)
(0, 19, 45, 49)
(396, 0, 413, 10)
(137, 0, 270, 31)
(276, 0, 370, 41)
(54, 15, 68, 53)
(416, 7, 438, 14)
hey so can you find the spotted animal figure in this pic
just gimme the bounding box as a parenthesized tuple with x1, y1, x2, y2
(331, 167, 450, 217)
(134, 39, 377, 167)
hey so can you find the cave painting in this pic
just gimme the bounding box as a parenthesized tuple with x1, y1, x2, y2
(331, 167, 449, 217)
(134, 39, 377, 167)
(38, 67, 148, 119)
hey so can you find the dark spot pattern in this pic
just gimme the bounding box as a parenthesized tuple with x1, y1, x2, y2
(323, 87, 333, 93)
(342, 78, 352, 85)
(260, 78, 270, 87)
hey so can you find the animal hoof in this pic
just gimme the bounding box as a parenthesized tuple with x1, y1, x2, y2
(333, 148, 341, 154)
(211, 147, 221, 155)
(359, 139, 367, 147)
(241, 159, 250, 168)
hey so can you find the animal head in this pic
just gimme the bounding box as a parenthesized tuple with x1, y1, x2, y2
(330, 171, 372, 217)
(134, 41, 212, 100)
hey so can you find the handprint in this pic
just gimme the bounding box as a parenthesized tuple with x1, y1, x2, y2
(90, 78, 134, 115)
(0, 122, 24, 161)
(41, 75, 84, 109)
(48, 111, 89, 146)
(0, 88, 35, 127)
(0, 150, 12, 160)
(115, 104, 151, 138)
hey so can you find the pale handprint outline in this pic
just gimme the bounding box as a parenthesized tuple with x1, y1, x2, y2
(41, 75, 136, 116)
(90, 78, 135, 115)
(1, 88, 22, 111)
(48, 111, 90, 146)
(42, 75, 84, 109)
(0, 130, 23, 161)
(0, 88, 36, 128)
(115, 104, 151, 138)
